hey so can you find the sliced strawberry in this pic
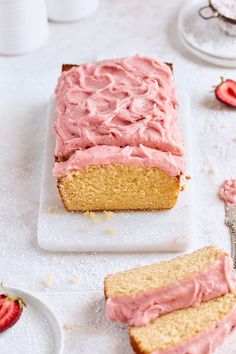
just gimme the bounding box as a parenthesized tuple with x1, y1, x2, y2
(0, 294, 25, 333)
(215, 78, 236, 108)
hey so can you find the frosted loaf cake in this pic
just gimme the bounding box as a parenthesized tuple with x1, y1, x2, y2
(53, 55, 185, 211)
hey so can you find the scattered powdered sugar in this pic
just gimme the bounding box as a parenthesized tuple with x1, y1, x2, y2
(0, 304, 55, 354)
(181, 2, 236, 56)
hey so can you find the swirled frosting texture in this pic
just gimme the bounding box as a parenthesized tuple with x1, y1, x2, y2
(54, 55, 184, 160)
(220, 179, 236, 205)
(106, 256, 236, 327)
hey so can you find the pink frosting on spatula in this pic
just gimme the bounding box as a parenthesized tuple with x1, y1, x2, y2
(220, 179, 236, 205)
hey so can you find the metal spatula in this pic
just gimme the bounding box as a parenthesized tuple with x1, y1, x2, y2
(225, 203, 236, 269)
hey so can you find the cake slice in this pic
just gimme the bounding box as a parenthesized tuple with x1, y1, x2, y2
(129, 291, 236, 354)
(53, 55, 185, 211)
(104, 246, 236, 326)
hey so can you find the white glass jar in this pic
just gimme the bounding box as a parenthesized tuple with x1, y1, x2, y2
(0, 0, 49, 55)
(46, 0, 99, 23)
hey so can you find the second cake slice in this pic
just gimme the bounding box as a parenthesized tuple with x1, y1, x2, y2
(104, 246, 236, 326)
(129, 291, 236, 354)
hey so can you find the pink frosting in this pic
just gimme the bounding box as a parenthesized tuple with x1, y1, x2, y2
(53, 55, 184, 159)
(220, 179, 236, 205)
(152, 305, 236, 354)
(53, 144, 185, 178)
(106, 255, 236, 326)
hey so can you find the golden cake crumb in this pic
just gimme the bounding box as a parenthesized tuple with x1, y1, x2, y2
(103, 210, 115, 221)
(171, 235, 186, 243)
(83, 211, 91, 218)
(180, 185, 186, 191)
(69, 275, 80, 284)
(105, 227, 117, 236)
(185, 175, 191, 180)
(82, 226, 90, 234)
(83, 211, 101, 224)
(64, 322, 76, 330)
(208, 165, 217, 175)
(42, 276, 54, 288)
(48, 205, 60, 212)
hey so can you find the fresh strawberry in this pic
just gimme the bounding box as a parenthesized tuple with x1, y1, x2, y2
(0, 293, 25, 333)
(215, 78, 236, 108)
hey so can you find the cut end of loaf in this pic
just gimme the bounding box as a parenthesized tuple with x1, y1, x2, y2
(57, 164, 180, 212)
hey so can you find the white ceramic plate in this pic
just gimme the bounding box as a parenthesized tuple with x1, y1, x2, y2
(177, 0, 236, 68)
(0, 287, 64, 354)
(37, 91, 194, 252)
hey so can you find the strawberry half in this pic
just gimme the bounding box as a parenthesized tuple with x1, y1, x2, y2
(215, 78, 236, 108)
(0, 293, 25, 333)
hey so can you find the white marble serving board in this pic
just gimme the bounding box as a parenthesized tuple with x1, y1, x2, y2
(37, 91, 194, 252)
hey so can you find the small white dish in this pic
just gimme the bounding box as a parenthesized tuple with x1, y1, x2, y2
(0, 287, 64, 354)
(177, 0, 236, 67)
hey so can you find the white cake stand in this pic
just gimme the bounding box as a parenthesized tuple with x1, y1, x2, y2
(177, 0, 236, 68)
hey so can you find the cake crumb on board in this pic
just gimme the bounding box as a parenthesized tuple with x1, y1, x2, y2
(48, 205, 60, 212)
(64, 322, 76, 330)
(81, 226, 90, 234)
(170, 235, 186, 243)
(42, 276, 54, 288)
(105, 227, 117, 236)
(103, 210, 115, 221)
(83, 211, 101, 224)
(208, 165, 217, 175)
(69, 275, 80, 284)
